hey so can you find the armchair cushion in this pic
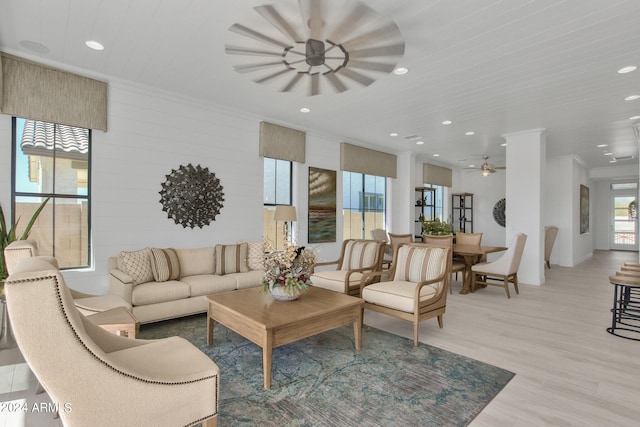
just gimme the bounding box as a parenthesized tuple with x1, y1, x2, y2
(362, 281, 438, 313)
(149, 248, 180, 282)
(311, 270, 364, 293)
(341, 240, 379, 270)
(118, 248, 154, 285)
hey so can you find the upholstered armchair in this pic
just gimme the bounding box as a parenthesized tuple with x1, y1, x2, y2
(423, 234, 466, 294)
(471, 233, 528, 298)
(544, 226, 559, 268)
(4, 240, 129, 315)
(311, 239, 385, 296)
(359, 243, 450, 346)
(4, 257, 219, 427)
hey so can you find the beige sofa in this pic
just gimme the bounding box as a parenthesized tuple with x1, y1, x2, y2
(109, 243, 264, 324)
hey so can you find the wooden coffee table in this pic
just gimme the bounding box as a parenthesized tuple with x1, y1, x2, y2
(207, 286, 363, 389)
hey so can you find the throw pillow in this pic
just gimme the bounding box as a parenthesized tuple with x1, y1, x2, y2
(238, 240, 265, 271)
(215, 243, 249, 275)
(149, 248, 181, 282)
(117, 248, 154, 285)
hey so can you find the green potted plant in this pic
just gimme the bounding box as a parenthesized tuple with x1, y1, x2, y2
(421, 218, 452, 237)
(0, 197, 51, 281)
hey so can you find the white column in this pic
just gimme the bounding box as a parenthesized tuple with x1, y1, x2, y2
(390, 151, 415, 234)
(503, 129, 546, 285)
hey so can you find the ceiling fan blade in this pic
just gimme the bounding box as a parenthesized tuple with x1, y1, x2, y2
(349, 43, 406, 58)
(299, 0, 324, 40)
(310, 73, 320, 96)
(324, 72, 348, 93)
(234, 61, 285, 73)
(225, 46, 284, 57)
(255, 68, 293, 84)
(337, 68, 375, 86)
(229, 23, 291, 49)
(328, 2, 374, 42)
(255, 5, 303, 42)
(495, 166, 507, 170)
(281, 72, 305, 92)
(342, 23, 403, 50)
(347, 60, 396, 73)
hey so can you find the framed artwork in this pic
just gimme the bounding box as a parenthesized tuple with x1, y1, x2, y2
(580, 184, 589, 234)
(308, 167, 336, 243)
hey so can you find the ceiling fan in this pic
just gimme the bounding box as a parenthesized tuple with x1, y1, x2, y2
(465, 156, 506, 176)
(225, 0, 405, 96)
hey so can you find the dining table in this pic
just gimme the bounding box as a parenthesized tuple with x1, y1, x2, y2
(452, 244, 508, 294)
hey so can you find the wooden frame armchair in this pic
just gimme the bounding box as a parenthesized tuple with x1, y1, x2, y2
(359, 243, 450, 346)
(311, 239, 385, 296)
(5, 257, 219, 427)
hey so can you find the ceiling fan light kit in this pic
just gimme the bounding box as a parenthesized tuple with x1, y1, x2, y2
(226, 0, 405, 96)
(465, 155, 506, 176)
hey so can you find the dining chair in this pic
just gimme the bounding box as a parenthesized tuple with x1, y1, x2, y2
(544, 226, 559, 268)
(423, 235, 466, 294)
(455, 231, 485, 263)
(4, 257, 219, 427)
(311, 239, 385, 296)
(388, 233, 413, 261)
(470, 233, 528, 298)
(359, 243, 450, 346)
(370, 228, 392, 267)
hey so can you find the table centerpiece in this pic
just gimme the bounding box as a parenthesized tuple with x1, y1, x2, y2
(262, 242, 316, 301)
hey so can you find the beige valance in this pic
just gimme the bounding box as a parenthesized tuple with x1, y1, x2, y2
(423, 163, 452, 187)
(0, 52, 107, 131)
(340, 142, 397, 178)
(259, 121, 306, 163)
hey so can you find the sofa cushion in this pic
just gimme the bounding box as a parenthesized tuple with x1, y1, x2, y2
(341, 240, 379, 271)
(174, 247, 215, 278)
(118, 248, 154, 285)
(150, 248, 181, 282)
(226, 270, 264, 290)
(362, 281, 438, 313)
(180, 274, 237, 297)
(240, 241, 265, 271)
(215, 243, 249, 275)
(131, 280, 190, 306)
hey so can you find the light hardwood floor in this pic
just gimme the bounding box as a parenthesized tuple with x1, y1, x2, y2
(1, 250, 638, 426)
(366, 249, 640, 427)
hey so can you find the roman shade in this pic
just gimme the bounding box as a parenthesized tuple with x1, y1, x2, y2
(423, 163, 452, 187)
(0, 52, 107, 131)
(259, 121, 306, 163)
(340, 142, 397, 178)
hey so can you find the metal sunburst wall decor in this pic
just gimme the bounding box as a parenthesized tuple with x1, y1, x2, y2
(226, 0, 405, 96)
(159, 164, 225, 229)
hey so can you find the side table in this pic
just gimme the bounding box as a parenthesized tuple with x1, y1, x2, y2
(86, 306, 139, 338)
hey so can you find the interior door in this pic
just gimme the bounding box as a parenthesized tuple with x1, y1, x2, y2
(611, 192, 638, 250)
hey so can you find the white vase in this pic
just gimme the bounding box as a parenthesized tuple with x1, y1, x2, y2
(269, 285, 305, 301)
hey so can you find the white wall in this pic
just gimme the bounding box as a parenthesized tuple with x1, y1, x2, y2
(545, 156, 574, 266)
(573, 160, 594, 265)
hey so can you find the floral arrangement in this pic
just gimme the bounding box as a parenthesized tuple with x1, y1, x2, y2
(262, 242, 316, 296)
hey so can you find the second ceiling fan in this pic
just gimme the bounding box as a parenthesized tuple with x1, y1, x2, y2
(465, 156, 506, 176)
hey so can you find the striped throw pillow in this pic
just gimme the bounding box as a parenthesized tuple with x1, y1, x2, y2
(215, 243, 249, 275)
(341, 241, 379, 271)
(150, 248, 181, 282)
(393, 246, 446, 285)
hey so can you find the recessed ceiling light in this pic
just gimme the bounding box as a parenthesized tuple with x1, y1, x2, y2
(432, 153, 440, 157)
(85, 40, 104, 51)
(442, 120, 452, 125)
(416, 141, 424, 145)
(501, 143, 507, 147)
(393, 67, 409, 75)
(465, 131, 475, 136)
(630, 115, 640, 120)
(625, 95, 640, 101)
(618, 66, 637, 74)
(609, 159, 617, 163)
(604, 152, 614, 156)
(389, 132, 398, 137)
(468, 164, 476, 168)
(597, 144, 608, 148)
(299, 107, 310, 113)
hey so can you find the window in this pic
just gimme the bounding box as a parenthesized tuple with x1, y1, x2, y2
(263, 158, 292, 249)
(12, 118, 91, 269)
(426, 184, 445, 221)
(343, 172, 386, 239)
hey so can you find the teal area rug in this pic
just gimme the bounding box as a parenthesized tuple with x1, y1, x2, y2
(140, 314, 513, 426)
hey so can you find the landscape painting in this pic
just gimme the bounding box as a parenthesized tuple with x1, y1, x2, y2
(580, 184, 589, 234)
(308, 167, 336, 243)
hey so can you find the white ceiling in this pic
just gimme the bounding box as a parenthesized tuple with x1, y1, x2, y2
(2, 0, 640, 172)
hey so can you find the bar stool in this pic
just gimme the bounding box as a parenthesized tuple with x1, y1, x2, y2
(607, 273, 640, 341)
